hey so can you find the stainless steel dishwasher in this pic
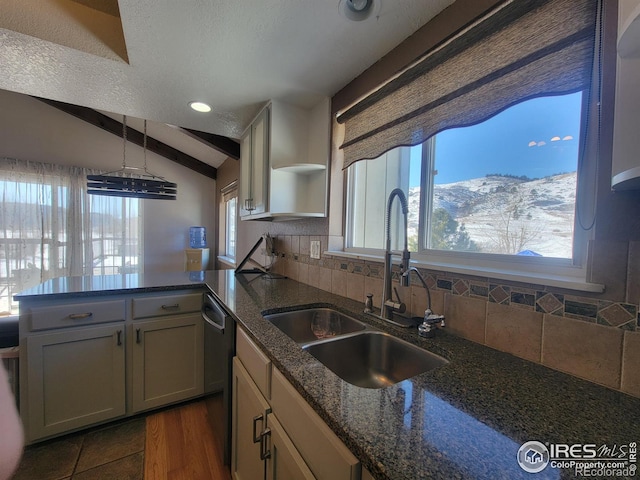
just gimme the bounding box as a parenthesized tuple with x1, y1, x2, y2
(202, 291, 235, 465)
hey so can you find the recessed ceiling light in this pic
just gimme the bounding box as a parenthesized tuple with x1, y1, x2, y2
(347, 0, 371, 13)
(338, 0, 379, 21)
(189, 101, 211, 113)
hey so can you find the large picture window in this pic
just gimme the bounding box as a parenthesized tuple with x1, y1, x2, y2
(346, 92, 594, 281)
(341, 0, 600, 287)
(0, 159, 142, 315)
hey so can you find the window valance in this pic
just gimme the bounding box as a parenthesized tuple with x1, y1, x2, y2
(337, 0, 599, 169)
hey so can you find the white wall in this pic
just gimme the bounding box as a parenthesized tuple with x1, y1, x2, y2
(0, 89, 217, 273)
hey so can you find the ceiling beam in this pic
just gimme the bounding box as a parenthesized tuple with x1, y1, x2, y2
(181, 128, 240, 160)
(36, 97, 218, 180)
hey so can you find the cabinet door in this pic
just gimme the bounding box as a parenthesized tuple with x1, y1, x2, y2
(26, 324, 125, 441)
(270, 368, 360, 480)
(240, 129, 253, 217)
(266, 413, 315, 480)
(132, 313, 204, 412)
(250, 106, 269, 216)
(232, 357, 270, 480)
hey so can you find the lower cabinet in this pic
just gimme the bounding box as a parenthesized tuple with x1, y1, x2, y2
(26, 324, 126, 440)
(232, 357, 270, 480)
(270, 368, 361, 480)
(233, 357, 313, 480)
(131, 313, 204, 412)
(233, 327, 363, 480)
(20, 289, 206, 443)
(265, 412, 315, 480)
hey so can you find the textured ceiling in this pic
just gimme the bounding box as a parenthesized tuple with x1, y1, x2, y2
(0, 0, 454, 142)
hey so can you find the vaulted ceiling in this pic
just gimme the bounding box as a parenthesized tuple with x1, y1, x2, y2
(0, 0, 455, 134)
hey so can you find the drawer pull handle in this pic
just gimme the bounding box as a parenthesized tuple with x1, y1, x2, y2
(161, 303, 180, 310)
(116, 330, 122, 346)
(259, 428, 271, 460)
(68, 312, 93, 320)
(136, 328, 141, 344)
(252, 415, 263, 444)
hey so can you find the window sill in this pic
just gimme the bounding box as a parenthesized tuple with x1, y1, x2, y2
(324, 250, 605, 293)
(217, 255, 236, 268)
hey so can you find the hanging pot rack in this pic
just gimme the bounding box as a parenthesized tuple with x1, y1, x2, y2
(87, 116, 177, 200)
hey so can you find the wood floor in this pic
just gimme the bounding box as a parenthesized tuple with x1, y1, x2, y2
(13, 397, 229, 480)
(144, 397, 231, 480)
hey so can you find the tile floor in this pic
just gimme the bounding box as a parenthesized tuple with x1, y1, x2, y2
(12, 416, 145, 480)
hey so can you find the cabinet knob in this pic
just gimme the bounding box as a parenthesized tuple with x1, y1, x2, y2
(68, 312, 93, 320)
(136, 328, 141, 344)
(116, 330, 122, 346)
(244, 198, 255, 212)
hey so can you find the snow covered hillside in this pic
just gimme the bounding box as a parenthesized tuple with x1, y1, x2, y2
(407, 172, 577, 258)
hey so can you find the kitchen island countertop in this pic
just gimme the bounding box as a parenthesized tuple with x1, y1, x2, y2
(16, 270, 640, 479)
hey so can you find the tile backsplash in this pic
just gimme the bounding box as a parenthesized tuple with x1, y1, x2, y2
(268, 234, 640, 400)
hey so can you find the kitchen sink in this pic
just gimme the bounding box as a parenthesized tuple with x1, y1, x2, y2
(303, 331, 448, 389)
(263, 307, 366, 344)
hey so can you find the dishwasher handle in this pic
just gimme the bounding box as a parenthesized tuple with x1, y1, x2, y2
(202, 293, 226, 334)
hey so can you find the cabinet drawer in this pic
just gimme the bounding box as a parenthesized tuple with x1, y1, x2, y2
(28, 299, 126, 332)
(271, 368, 360, 480)
(132, 292, 201, 319)
(236, 327, 271, 400)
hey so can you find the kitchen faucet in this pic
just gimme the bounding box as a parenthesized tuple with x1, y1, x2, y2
(407, 266, 445, 337)
(380, 188, 411, 321)
(366, 188, 445, 334)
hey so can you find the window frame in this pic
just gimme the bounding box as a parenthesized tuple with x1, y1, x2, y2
(0, 160, 143, 315)
(218, 181, 238, 267)
(343, 91, 600, 291)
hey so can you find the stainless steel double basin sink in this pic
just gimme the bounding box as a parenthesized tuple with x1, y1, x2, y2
(263, 307, 448, 389)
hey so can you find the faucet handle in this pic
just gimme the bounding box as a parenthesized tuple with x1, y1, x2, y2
(418, 310, 445, 337)
(392, 287, 406, 313)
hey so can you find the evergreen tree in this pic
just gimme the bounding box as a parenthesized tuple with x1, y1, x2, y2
(431, 208, 479, 252)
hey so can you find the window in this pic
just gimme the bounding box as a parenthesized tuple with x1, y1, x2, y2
(340, 0, 600, 287)
(225, 196, 237, 259)
(0, 159, 142, 315)
(219, 182, 238, 265)
(346, 92, 594, 282)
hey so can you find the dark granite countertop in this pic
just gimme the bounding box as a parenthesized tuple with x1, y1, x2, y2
(206, 271, 640, 480)
(13, 271, 208, 300)
(15, 270, 640, 479)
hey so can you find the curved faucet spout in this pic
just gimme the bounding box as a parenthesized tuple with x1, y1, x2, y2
(381, 188, 411, 321)
(385, 188, 409, 253)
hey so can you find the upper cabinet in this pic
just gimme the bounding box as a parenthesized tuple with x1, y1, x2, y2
(239, 98, 330, 220)
(612, 0, 640, 189)
(240, 107, 270, 217)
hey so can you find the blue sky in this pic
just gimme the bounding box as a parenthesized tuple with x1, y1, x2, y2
(409, 92, 583, 186)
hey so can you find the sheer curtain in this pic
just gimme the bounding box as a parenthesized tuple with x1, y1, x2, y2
(0, 158, 142, 315)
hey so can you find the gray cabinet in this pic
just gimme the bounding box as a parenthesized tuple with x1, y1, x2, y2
(239, 98, 330, 221)
(240, 106, 269, 217)
(612, 0, 640, 189)
(232, 356, 270, 480)
(131, 313, 204, 413)
(265, 412, 315, 480)
(233, 327, 362, 480)
(19, 288, 206, 443)
(25, 324, 126, 440)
